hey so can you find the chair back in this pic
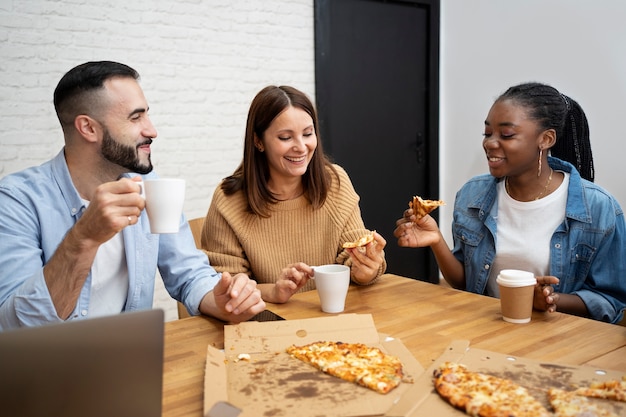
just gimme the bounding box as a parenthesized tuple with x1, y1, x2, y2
(177, 217, 205, 319)
(188, 217, 204, 249)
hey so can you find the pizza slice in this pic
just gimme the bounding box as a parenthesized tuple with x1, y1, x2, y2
(548, 388, 619, 417)
(409, 195, 445, 220)
(342, 230, 375, 249)
(574, 376, 626, 402)
(286, 341, 403, 394)
(433, 362, 551, 417)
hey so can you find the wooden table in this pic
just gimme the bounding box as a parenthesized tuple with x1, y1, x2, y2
(162, 274, 626, 417)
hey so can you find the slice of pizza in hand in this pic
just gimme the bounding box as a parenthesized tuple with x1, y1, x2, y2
(342, 230, 375, 249)
(574, 375, 626, 402)
(409, 195, 445, 220)
(548, 388, 620, 417)
(286, 341, 404, 394)
(433, 362, 551, 417)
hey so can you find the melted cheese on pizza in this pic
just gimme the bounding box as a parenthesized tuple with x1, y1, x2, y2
(549, 388, 619, 417)
(342, 231, 375, 249)
(433, 362, 551, 417)
(410, 195, 445, 220)
(286, 341, 403, 394)
(574, 377, 626, 402)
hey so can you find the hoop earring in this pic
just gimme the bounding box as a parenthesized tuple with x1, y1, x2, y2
(537, 149, 543, 177)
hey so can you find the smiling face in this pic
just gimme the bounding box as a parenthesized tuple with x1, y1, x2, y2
(98, 77, 157, 174)
(482, 99, 548, 179)
(257, 106, 317, 186)
(100, 127, 154, 174)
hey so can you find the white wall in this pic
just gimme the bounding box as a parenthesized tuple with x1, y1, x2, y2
(0, 0, 315, 320)
(440, 0, 626, 247)
(0, 0, 315, 221)
(1, 1, 624, 313)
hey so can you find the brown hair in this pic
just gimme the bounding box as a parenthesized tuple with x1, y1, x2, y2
(221, 85, 338, 217)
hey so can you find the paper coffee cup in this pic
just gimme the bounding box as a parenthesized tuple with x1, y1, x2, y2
(140, 179, 186, 234)
(313, 265, 350, 313)
(496, 269, 536, 324)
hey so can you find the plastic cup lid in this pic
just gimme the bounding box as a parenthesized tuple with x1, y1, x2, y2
(496, 269, 536, 287)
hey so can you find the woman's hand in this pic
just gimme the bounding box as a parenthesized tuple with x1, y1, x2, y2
(346, 231, 386, 284)
(270, 262, 314, 303)
(393, 209, 441, 248)
(533, 275, 560, 313)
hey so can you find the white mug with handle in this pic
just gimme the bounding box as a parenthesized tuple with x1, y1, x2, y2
(138, 178, 186, 234)
(312, 264, 350, 313)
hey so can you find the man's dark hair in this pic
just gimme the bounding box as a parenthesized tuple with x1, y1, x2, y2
(53, 61, 139, 129)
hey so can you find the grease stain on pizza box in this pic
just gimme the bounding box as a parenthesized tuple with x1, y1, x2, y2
(385, 340, 626, 417)
(204, 314, 425, 417)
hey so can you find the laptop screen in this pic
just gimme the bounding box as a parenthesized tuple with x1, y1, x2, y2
(0, 309, 164, 417)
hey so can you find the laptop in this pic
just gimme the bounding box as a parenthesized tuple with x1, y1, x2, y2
(0, 309, 164, 417)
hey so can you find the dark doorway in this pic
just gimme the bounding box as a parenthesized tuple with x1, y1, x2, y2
(315, 0, 440, 282)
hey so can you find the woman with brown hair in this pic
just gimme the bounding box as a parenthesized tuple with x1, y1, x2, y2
(201, 86, 386, 304)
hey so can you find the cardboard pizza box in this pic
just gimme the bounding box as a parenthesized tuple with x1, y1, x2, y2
(203, 314, 425, 417)
(385, 340, 626, 416)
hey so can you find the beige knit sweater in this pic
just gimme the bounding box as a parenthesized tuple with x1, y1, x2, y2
(201, 165, 386, 293)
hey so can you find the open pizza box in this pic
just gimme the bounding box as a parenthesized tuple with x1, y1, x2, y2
(385, 339, 626, 416)
(203, 314, 425, 417)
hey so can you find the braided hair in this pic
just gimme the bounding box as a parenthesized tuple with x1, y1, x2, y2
(496, 82, 595, 182)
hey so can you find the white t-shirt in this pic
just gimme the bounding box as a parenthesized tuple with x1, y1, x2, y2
(83, 200, 129, 316)
(486, 172, 569, 297)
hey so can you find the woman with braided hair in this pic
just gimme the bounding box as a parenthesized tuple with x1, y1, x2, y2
(394, 82, 626, 323)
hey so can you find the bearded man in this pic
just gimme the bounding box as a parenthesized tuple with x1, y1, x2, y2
(0, 61, 265, 329)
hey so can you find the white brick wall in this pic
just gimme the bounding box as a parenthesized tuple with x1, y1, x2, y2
(0, 0, 315, 320)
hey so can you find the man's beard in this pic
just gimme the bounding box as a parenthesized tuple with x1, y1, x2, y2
(101, 129, 153, 174)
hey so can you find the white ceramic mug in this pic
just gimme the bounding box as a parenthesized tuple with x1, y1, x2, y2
(139, 179, 186, 234)
(313, 265, 350, 313)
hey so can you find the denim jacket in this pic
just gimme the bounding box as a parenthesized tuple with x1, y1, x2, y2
(0, 150, 219, 330)
(451, 157, 626, 323)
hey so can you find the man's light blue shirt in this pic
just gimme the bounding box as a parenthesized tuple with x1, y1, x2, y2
(451, 157, 626, 323)
(0, 150, 219, 330)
